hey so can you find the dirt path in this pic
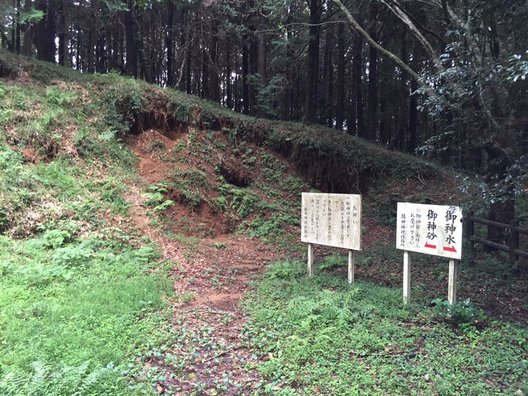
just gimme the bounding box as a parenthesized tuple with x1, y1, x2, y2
(162, 235, 281, 394)
(126, 130, 281, 394)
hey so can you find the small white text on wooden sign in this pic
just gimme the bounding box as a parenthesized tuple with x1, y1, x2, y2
(396, 202, 463, 260)
(301, 193, 361, 250)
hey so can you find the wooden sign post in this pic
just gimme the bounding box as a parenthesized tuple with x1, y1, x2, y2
(348, 250, 355, 285)
(307, 243, 314, 277)
(396, 203, 463, 305)
(403, 251, 411, 305)
(448, 259, 457, 305)
(301, 193, 362, 284)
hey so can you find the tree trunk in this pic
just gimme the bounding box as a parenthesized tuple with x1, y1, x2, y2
(57, 0, 67, 66)
(366, 4, 379, 141)
(87, 0, 96, 73)
(379, 94, 388, 146)
(408, 79, 418, 152)
(124, 0, 137, 77)
(234, 76, 241, 113)
(335, 24, 345, 130)
(96, 35, 106, 72)
(166, 0, 175, 86)
(209, 19, 220, 102)
(305, 0, 321, 122)
(135, 11, 146, 80)
(489, 10, 500, 59)
(248, 29, 258, 113)
(347, 36, 365, 137)
(185, 41, 192, 94)
(22, 0, 35, 56)
(366, 43, 378, 141)
(11, 0, 16, 51)
(34, 0, 56, 62)
(201, 48, 209, 98)
(15, 0, 21, 53)
(75, 20, 80, 70)
(225, 45, 233, 108)
(321, 22, 334, 126)
(351, 35, 364, 136)
(242, 40, 250, 115)
(397, 32, 409, 150)
(258, 32, 266, 81)
(182, 10, 192, 93)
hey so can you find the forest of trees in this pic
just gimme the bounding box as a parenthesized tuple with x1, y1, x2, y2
(1, 0, 528, 220)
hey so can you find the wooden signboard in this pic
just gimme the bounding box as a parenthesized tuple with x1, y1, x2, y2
(396, 203, 463, 260)
(396, 202, 463, 305)
(301, 193, 362, 283)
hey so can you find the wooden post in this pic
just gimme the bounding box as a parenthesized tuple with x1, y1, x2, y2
(509, 219, 520, 263)
(448, 259, 457, 305)
(403, 251, 411, 304)
(307, 243, 314, 277)
(348, 250, 355, 284)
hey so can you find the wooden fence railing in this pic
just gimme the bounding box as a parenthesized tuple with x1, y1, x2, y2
(465, 214, 528, 261)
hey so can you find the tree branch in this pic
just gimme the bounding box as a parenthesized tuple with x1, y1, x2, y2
(441, 0, 450, 22)
(390, 1, 447, 47)
(379, 0, 444, 73)
(332, 0, 434, 97)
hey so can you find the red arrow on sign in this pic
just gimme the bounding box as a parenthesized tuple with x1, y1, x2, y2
(424, 243, 436, 249)
(443, 246, 457, 252)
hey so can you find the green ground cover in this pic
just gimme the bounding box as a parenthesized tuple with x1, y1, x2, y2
(0, 77, 175, 393)
(244, 259, 528, 395)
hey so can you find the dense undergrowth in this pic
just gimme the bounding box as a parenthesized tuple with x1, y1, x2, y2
(0, 65, 175, 393)
(244, 259, 528, 395)
(0, 147, 175, 394)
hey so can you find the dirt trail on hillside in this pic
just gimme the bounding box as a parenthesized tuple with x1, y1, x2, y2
(126, 130, 184, 262)
(125, 129, 280, 394)
(129, 128, 178, 184)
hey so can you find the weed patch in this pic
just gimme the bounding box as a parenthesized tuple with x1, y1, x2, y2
(0, 226, 174, 394)
(0, 91, 175, 393)
(244, 260, 528, 395)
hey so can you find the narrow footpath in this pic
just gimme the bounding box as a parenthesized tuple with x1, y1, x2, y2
(126, 129, 281, 394)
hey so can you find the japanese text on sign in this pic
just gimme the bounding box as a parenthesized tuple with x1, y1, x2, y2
(301, 193, 361, 250)
(396, 203, 463, 259)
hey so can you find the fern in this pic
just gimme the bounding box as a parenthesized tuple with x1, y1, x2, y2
(0, 371, 27, 395)
(27, 361, 51, 394)
(0, 361, 113, 396)
(75, 366, 110, 395)
(42, 229, 72, 249)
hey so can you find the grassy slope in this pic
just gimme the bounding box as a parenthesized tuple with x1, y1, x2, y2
(1, 50, 450, 195)
(244, 260, 528, 395)
(0, 156, 174, 394)
(0, 55, 175, 394)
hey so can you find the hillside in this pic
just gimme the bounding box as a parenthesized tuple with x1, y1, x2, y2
(0, 52, 527, 395)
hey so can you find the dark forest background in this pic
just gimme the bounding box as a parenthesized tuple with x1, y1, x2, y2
(1, 0, 528, 220)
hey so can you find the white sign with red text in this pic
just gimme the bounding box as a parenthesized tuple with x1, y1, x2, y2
(301, 193, 361, 250)
(396, 203, 463, 260)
